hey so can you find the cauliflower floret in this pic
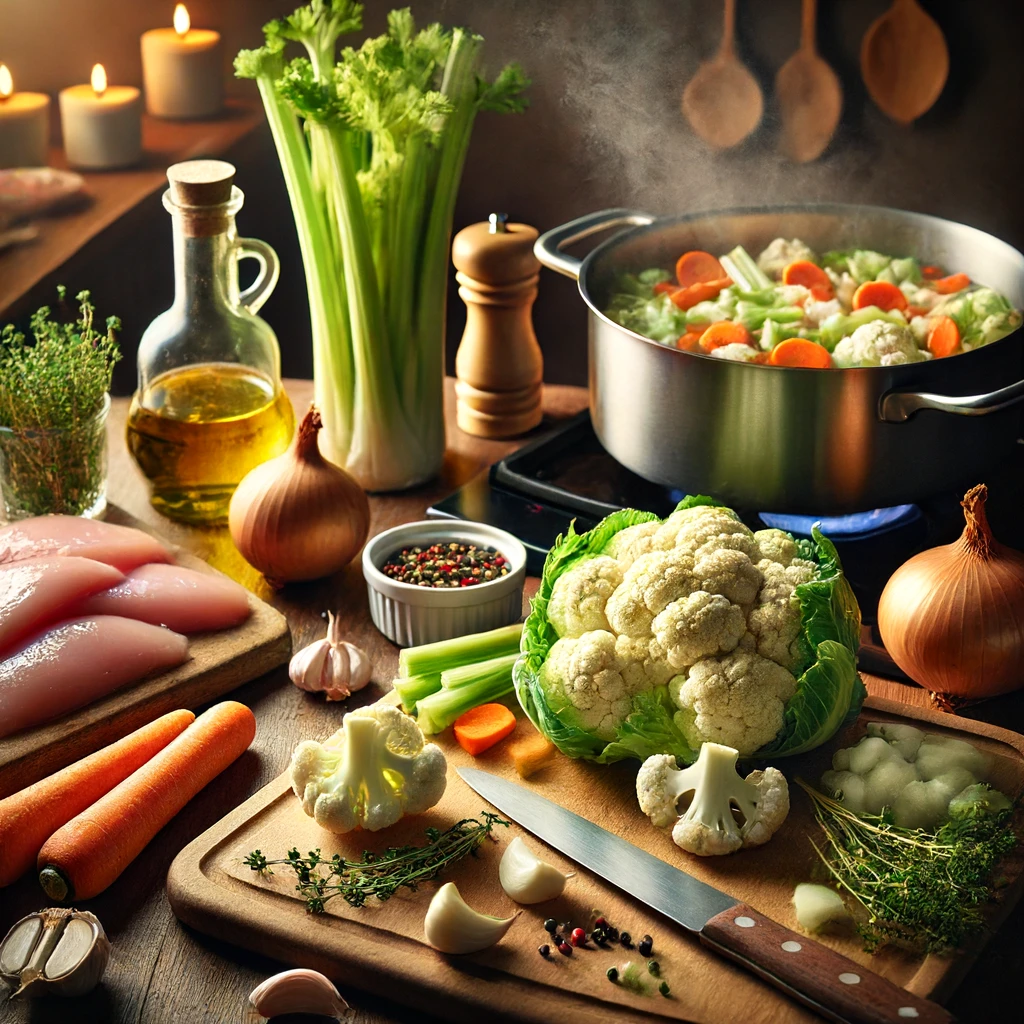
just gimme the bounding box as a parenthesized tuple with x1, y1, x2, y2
(909, 315, 930, 346)
(832, 321, 929, 368)
(616, 634, 675, 691)
(652, 591, 746, 670)
(547, 555, 623, 638)
(779, 283, 812, 306)
(757, 237, 817, 280)
(636, 743, 790, 856)
(709, 342, 759, 362)
(803, 298, 842, 327)
(289, 703, 447, 833)
(753, 528, 798, 567)
(694, 547, 763, 606)
(747, 559, 815, 670)
(651, 505, 749, 553)
(825, 269, 857, 308)
(541, 631, 633, 740)
(602, 520, 660, 569)
(671, 650, 797, 755)
(605, 549, 696, 637)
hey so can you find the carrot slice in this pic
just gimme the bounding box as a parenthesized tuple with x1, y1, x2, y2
(782, 260, 834, 301)
(675, 250, 726, 288)
(907, 304, 930, 319)
(677, 331, 704, 352)
(0, 710, 194, 888)
(932, 272, 971, 295)
(37, 701, 256, 901)
(922, 264, 945, 280)
(927, 315, 961, 358)
(852, 280, 908, 313)
(698, 321, 753, 352)
(768, 338, 832, 369)
(653, 281, 676, 296)
(670, 276, 732, 310)
(454, 704, 517, 756)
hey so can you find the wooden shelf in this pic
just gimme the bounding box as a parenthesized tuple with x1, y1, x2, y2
(0, 99, 263, 318)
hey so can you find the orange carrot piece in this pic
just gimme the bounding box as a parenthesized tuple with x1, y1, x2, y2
(782, 260, 834, 301)
(508, 732, 558, 778)
(698, 321, 753, 352)
(653, 281, 676, 296)
(0, 710, 195, 888)
(37, 701, 256, 901)
(677, 331, 705, 352)
(922, 264, 945, 280)
(907, 304, 930, 319)
(675, 250, 726, 288)
(932, 272, 971, 295)
(927, 315, 961, 358)
(852, 280, 908, 313)
(453, 703, 516, 756)
(670, 276, 732, 310)
(768, 338, 832, 369)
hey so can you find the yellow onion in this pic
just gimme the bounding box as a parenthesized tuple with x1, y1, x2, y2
(878, 484, 1024, 700)
(229, 405, 369, 585)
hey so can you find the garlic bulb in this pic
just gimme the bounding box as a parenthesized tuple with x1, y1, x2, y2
(290, 612, 371, 701)
(498, 837, 572, 904)
(249, 968, 348, 1019)
(423, 882, 517, 954)
(0, 908, 109, 998)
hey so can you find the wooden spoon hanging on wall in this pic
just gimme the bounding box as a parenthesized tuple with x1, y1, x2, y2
(682, 0, 763, 150)
(776, 0, 842, 162)
(861, 0, 949, 123)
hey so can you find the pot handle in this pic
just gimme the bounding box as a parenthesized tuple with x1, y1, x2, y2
(534, 209, 656, 280)
(880, 379, 1024, 421)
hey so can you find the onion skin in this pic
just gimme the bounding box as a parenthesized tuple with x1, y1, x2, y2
(878, 484, 1024, 699)
(228, 406, 370, 584)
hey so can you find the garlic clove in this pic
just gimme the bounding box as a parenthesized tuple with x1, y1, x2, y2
(289, 637, 330, 692)
(249, 968, 348, 1020)
(423, 881, 518, 954)
(498, 836, 573, 904)
(289, 612, 373, 702)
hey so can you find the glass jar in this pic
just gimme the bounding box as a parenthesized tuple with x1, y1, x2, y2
(0, 393, 110, 522)
(127, 159, 294, 524)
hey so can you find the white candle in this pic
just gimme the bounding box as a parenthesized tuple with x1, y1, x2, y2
(59, 64, 142, 170)
(0, 64, 51, 169)
(141, 4, 223, 120)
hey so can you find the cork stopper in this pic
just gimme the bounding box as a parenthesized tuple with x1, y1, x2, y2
(452, 215, 540, 287)
(166, 159, 236, 207)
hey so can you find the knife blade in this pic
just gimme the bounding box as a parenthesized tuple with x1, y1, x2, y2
(459, 767, 954, 1024)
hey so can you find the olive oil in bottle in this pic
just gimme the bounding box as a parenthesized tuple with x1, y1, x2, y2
(127, 364, 294, 523)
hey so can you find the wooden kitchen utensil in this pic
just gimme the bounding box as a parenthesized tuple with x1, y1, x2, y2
(682, 0, 763, 150)
(861, 0, 949, 124)
(452, 213, 543, 439)
(776, 0, 842, 162)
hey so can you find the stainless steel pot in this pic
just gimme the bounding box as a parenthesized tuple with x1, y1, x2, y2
(535, 205, 1024, 513)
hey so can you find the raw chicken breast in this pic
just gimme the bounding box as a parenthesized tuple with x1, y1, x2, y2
(73, 563, 252, 633)
(0, 617, 189, 739)
(0, 557, 124, 656)
(0, 516, 171, 572)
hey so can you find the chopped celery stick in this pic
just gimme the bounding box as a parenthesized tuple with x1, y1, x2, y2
(399, 622, 523, 679)
(441, 653, 519, 688)
(722, 246, 773, 291)
(393, 672, 442, 712)
(416, 654, 517, 734)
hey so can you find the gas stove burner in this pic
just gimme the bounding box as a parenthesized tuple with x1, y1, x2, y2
(759, 505, 923, 542)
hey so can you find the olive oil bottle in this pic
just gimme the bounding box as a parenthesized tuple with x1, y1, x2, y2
(129, 159, 294, 523)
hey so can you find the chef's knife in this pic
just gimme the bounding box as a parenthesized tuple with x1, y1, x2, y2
(458, 767, 953, 1024)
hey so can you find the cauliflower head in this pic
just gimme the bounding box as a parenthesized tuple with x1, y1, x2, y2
(515, 500, 863, 765)
(832, 321, 928, 368)
(290, 702, 447, 833)
(636, 742, 790, 856)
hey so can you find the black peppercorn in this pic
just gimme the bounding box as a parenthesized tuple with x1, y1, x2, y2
(647, 960, 660, 976)
(538, 944, 550, 958)
(606, 966, 619, 982)
(638, 934, 653, 957)
(619, 931, 632, 948)
(543, 918, 557, 934)
(659, 980, 671, 997)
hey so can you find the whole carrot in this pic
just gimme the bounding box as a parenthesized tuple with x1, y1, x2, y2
(37, 701, 256, 902)
(0, 709, 195, 887)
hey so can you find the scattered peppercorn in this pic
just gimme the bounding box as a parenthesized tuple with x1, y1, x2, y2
(647, 960, 660, 976)
(606, 966, 619, 982)
(659, 981, 671, 998)
(557, 940, 572, 957)
(638, 934, 654, 957)
(381, 542, 510, 588)
(571, 927, 587, 947)
(595, 916, 608, 929)
(605, 925, 619, 942)
(619, 931, 633, 948)
(538, 944, 550, 958)
(591, 928, 606, 945)
(543, 918, 557, 934)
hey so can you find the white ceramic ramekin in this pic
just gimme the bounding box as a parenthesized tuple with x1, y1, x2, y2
(362, 520, 527, 647)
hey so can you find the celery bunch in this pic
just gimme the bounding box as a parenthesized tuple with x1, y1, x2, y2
(236, 2, 528, 489)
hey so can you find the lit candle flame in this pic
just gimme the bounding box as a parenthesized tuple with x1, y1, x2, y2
(91, 63, 107, 97)
(0, 64, 12, 101)
(173, 4, 190, 37)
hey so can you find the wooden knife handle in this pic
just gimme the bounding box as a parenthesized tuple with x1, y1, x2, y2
(702, 903, 954, 1024)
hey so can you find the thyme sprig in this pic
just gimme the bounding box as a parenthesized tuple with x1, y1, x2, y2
(245, 811, 509, 912)
(799, 780, 1018, 954)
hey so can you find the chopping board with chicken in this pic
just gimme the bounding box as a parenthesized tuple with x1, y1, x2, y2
(0, 509, 290, 797)
(167, 695, 1024, 1024)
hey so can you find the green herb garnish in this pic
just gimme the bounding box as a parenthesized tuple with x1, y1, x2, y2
(800, 780, 1018, 953)
(244, 811, 509, 912)
(0, 288, 121, 517)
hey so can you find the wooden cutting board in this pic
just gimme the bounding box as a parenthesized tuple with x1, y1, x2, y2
(167, 696, 1024, 1024)
(0, 508, 290, 797)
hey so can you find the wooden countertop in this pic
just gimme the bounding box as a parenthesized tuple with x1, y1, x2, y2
(1, 378, 1020, 1023)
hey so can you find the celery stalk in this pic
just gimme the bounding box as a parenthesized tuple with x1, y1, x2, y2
(399, 623, 523, 679)
(416, 655, 517, 735)
(393, 672, 442, 712)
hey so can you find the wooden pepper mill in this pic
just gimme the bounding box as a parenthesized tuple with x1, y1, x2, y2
(452, 213, 544, 438)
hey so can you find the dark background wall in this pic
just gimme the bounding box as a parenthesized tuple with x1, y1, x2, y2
(3, 0, 1023, 393)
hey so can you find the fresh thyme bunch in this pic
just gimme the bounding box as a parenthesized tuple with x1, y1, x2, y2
(245, 812, 509, 912)
(800, 781, 1018, 954)
(0, 287, 121, 517)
